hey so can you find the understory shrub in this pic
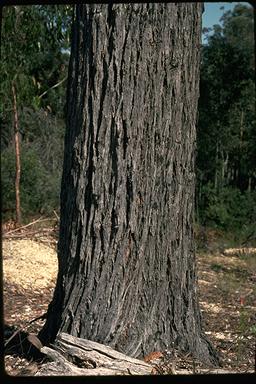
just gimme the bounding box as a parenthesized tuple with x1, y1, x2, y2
(198, 182, 256, 233)
(1, 144, 62, 220)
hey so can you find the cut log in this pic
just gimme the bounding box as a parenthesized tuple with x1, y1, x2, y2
(35, 333, 253, 376)
(36, 332, 152, 376)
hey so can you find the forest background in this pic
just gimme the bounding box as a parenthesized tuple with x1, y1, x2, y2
(1, 3, 255, 244)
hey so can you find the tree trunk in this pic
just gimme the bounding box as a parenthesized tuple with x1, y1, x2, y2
(39, 3, 219, 365)
(12, 81, 21, 225)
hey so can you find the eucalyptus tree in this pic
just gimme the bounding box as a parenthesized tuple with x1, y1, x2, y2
(39, 3, 219, 365)
(197, 4, 255, 228)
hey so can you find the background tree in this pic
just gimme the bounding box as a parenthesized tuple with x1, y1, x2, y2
(196, 4, 255, 234)
(39, 3, 219, 365)
(1, 5, 72, 220)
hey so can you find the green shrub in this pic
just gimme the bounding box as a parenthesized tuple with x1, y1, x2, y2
(1, 147, 16, 216)
(20, 146, 46, 212)
(198, 182, 256, 233)
(1, 108, 64, 221)
(1, 143, 61, 219)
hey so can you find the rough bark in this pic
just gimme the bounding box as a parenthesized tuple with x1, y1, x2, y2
(39, 3, 219, 365)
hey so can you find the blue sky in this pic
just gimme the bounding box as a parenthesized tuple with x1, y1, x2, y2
(202, 2, 251, 43)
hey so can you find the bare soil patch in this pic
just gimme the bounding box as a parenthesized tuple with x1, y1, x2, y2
(2, 233, 256, 375)
(3, 237, 58, 375)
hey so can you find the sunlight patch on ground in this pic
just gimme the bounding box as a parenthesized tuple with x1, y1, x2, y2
(200, 301, 223, 314)
(223, 248, 256, 257)
(198, 253, 247, 269)
(3, 239, 58, 290)
(198, 279, 213, 286)
(198, 270, 218, 283)
(205, 331, 233, 341)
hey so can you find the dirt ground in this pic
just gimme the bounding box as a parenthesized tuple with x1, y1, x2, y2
(2, 231, 256, 375)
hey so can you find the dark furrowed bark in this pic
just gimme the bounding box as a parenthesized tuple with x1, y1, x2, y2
(39, 3, 219, 365)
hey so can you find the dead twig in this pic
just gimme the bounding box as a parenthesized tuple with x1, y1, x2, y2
(28, 313, 47, 325)
(4, 328, 22, 348)
(4, 217, 57, 236)
(3, 227, 57, 239)
(5, 314, 47, 352)
(53, 210, 59, 221)
(4, 217, 43, 235)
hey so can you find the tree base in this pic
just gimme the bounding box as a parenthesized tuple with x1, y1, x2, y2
(36, 332, 152, 375)
(34, 332, 239, 376)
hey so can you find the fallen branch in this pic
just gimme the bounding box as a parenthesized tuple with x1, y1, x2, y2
(4, 328, 22, 349)
(4, 216, 43, 235)
(4, 217, 57, 236)
(35, 333, 253, 376)
(3, 227, 58, 239)
(29, 312, 48, 325)
(36, 333, 152, 376)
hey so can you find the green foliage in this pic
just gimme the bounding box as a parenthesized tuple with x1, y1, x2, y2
(1, 148, 16, 214)
(199, 182, 256, 232)
(2, 145, 42, 217)
(1, 106, 65, 219)
(20, 147, 47, 213)
(249, 325, 256, 336)
(0, 5, 72, 150)
(238, 307, 255, 337)
(197, 4, 255, 232)
(210, 263, 224, 272)
(1, 5, 71, 221)
(1, 140, 63, 219)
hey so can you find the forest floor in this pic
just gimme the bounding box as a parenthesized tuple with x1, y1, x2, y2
(2, 225, 256, 376)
